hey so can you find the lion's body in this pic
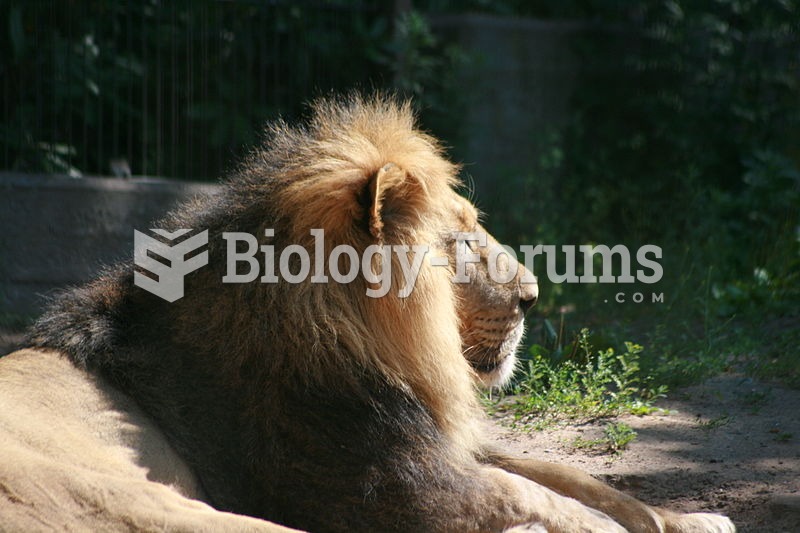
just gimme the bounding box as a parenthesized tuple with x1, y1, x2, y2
(0, 95, 734, 532)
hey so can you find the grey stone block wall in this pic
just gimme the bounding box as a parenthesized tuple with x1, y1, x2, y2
(0, 173, 219, 317)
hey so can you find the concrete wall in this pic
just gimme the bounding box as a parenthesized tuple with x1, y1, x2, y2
(0, 173, 219, 317)
(433, 14, 587, 204)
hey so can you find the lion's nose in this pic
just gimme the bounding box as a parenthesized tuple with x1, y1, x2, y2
(519, 282, 538, 314)
(518, 262, 538, 314)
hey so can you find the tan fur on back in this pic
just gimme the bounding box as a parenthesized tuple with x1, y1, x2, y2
(0, 349, 296, 532)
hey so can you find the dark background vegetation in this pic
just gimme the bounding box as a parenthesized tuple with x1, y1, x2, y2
(2, 0, 799, 389)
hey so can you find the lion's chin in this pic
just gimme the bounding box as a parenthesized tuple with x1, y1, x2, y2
(474, 319, 525, 389)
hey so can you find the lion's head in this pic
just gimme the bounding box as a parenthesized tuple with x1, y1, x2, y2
(223, 95, 539, 434)
(240, 94, 538, 388)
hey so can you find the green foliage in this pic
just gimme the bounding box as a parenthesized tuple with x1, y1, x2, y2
(551, 1, 799, 275)
(505, 329, 666, 428)
(595, 3, 796, 309)
(774, 432, 793, 443)
(603, 422, 638, 452)
(368, 9, 470, 137)
(480, 0, 800, 389)
(573, 422, 638, 455)
(1, 2, 462, 180)
(697, 414, 732, 431)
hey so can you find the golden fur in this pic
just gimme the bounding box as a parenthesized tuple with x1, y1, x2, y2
(0, 95, 734, 532)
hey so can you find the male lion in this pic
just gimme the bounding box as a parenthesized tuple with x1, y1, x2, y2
(0, 95, 734, 532)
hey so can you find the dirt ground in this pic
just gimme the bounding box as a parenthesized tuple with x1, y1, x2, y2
(2, 330, 798, 532)
(489, 375, 800, 532)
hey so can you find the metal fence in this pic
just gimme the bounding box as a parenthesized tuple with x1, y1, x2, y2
(2, 1, 388, 180)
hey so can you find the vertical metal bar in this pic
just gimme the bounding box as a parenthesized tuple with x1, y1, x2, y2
(141, 4, 147, 176)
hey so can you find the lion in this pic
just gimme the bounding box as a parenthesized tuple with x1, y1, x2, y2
(0, 94, 734, 532)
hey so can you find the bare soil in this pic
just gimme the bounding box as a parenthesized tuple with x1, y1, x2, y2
(2, 330, 798, 532)
(489, 375, 800, 532)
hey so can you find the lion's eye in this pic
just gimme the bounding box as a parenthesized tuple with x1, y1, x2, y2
(448, 227, 481, 252)
(462, 229, 483, 252)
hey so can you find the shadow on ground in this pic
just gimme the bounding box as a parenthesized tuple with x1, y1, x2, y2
(490, 374, 800, 532)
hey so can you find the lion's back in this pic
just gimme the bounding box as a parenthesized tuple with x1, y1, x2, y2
(0, 348, 208, 530)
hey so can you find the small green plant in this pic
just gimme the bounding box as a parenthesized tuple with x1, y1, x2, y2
(573, 422, 638, 455)
(603, 422, 638, 452)
(506, 328, 666, 427)
(571, 435, 606, 451)
(697, 414, 732, 431)
(774, 432, 793, 443)
(741, 389, 770, 414)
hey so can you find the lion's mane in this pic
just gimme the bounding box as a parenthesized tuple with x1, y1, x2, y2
(28, 95, 483, 530)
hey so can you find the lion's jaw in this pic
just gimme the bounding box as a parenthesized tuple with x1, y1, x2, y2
(477, 317, 525, 388)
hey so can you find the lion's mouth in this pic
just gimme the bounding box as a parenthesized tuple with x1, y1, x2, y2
(464, 318, 526, 387)
(469, 350, 516, 388)
(473, 359, 501, 374)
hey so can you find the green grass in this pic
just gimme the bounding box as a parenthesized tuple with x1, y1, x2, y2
(774, 432, 793, 443)
(495, 328, 666, 429)
(697, 414, 732, 431)
(573, 422, 638, 455)
(485, 236, 799, 431)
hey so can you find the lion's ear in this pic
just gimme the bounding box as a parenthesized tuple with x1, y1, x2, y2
(367, 162, 409, 241)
